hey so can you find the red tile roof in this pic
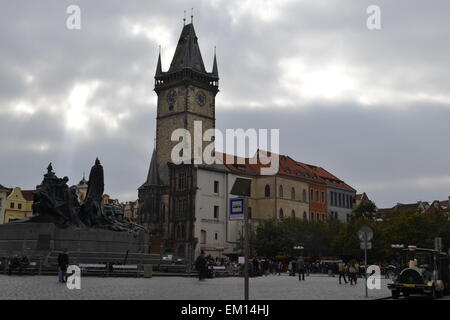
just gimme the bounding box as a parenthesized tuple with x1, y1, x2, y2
(21, 190, 35, 201)
(439, 200, 449, 207)
(5, 188, 35, 201)
(215, 151, 355, 191)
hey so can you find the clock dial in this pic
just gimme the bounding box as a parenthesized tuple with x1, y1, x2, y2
(166, 89, 177, 105)
(196, 91, 206, 106)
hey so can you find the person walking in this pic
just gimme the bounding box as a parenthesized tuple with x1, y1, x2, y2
(297, 256, 305, 281)
(57, 249, 69, 283)
(195, 251, 208, 280)
(349, 262, 357, 285)
(292, 259, 297, 277)
(277, 261, 282, 275)
(338, 261, 347, 284)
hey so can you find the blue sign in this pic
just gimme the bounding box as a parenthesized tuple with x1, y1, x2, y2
(230, 198, 245, 220)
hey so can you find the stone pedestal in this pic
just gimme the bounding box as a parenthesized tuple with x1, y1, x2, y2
(0, 223, 149, 257)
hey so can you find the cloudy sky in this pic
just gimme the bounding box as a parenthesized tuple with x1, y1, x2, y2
(1, 0, 449, 208)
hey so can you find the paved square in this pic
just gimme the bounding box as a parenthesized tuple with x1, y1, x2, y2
(0, 274, 392, 300)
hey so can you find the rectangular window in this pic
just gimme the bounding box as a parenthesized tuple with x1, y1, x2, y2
(10, 202, 14, 209)
(214, 206, 219, 219)
(321, 192, 325, 203)
(214, 181, 219, 193)
(248, 207, 252, 219)
(201, 230, 206, 244)
(18, 203, 22, 210)
(215, 233, 218, 240)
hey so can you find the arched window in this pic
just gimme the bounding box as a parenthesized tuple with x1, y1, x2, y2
(265, 184, 270, 197)
(279, 208, 284, 220)
(303, 211, 307, 220)
(291, 187, 295, 200)
(303, 190, 307, 202)
(279, 185, 283, 198)
(291, 210, 295, 218)
(310, 212, 314, 221)
(316, 213, 320, 221)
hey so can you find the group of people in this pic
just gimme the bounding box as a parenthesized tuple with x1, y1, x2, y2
(7, 255, 30, 275)
(337, 261, 361, 285)
(194, 251, 369, 286)
(287, 257, 306, 281)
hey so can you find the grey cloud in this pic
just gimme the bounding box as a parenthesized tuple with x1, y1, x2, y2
(0, 0, 449, 208)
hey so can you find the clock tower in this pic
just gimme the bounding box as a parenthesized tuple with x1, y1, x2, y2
(154, 21, 219, 184)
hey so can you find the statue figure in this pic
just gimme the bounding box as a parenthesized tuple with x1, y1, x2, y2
(16, 159, 146, 234)
(24, 164, 83, 228)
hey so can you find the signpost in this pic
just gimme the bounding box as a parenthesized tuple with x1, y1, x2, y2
(358, 226, 373, 298)
(230, 178, 252, 301)
(230, 198, 245, 221)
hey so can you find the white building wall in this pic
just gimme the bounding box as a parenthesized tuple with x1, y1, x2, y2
(194, 168, 242, 258)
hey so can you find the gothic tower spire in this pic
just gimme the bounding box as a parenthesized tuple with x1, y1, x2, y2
(155, 46, 162, 77)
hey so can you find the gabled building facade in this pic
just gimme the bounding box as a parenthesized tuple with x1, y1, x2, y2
(3, 187, 34, 223)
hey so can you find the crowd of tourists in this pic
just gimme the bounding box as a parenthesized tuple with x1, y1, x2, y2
(194, 251, 369, 284)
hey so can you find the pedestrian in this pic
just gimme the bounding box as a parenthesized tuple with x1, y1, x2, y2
(349, 262, 357, 285)
(338, 261, 347, 284)
(195, 251, 208, 280)
(297, 256, 305, 281)
(355, 261, 360, 278)
(253, 258, 260, 277)
(57, 249, 69, 283)
(263, 259, 269, 276)
(292, 259, 297, 276)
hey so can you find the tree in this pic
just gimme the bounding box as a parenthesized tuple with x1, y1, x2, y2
(353, 200, 377, 220)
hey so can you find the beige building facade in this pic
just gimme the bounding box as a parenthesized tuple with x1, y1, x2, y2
(3, 187, 34, 223)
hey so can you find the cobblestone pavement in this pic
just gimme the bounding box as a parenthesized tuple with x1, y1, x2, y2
(0, 273, 392, 300)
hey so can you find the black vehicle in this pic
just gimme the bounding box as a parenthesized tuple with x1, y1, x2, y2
(388, 246, 449, 299)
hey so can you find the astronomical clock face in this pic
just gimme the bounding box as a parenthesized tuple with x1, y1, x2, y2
(196, 91, 206, 106)
(166, 89, 177, 105)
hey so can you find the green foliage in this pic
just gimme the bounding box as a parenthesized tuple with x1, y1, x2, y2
(252, 210, 450, 263)
(353, 200, 377, 220)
